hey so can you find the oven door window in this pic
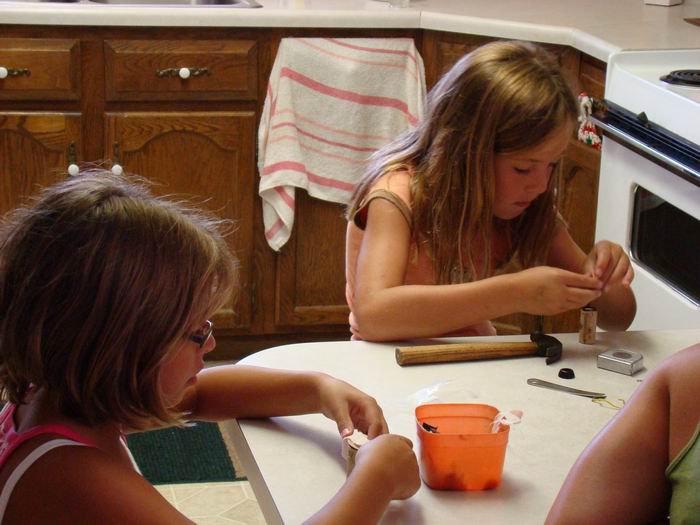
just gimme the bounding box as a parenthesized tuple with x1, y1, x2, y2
(631, 186, 700, 305)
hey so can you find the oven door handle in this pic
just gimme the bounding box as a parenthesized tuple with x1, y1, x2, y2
(592, 112, 700, 186)
(593, 117, 700, 184)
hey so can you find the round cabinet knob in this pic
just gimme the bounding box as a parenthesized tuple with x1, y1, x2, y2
(0, 67, 8, 80)
(67, 163, 80, 177)
(111, 164, 124, 176)
(178, 67, 191, 80)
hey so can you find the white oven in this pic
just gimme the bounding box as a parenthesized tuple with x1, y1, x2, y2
(593, 49, 700, 331)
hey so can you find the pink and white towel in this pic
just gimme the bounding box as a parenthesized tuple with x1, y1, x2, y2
(258, 37, 426, 250)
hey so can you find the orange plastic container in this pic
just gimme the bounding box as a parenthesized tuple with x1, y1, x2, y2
(415, 403, 509, 491)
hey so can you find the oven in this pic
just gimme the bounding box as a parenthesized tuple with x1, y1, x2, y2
(592, 49, 700, 331)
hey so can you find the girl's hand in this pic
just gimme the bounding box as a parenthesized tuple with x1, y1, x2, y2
(515, 266, 603, 315)
(353, 434, 421, 500)
(583, 241, 634, 293)
(316, 374, 388, 438)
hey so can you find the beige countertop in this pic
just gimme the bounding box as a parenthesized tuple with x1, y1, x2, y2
(232, 329, 700, 524)
(0, 0, 699, 62)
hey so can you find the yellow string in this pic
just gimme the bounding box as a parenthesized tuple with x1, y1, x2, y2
(592, 398, 626, 410)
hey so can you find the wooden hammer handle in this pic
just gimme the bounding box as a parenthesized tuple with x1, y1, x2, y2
(395, 342, 537, 366)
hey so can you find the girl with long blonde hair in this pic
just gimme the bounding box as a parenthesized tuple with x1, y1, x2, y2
(346, 40, 636, 341)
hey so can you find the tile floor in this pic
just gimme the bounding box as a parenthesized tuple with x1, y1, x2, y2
(155, 481, 266, 525)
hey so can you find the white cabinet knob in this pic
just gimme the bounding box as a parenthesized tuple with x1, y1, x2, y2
(0, 67, 8, 80)
(111, 164, 123, 176)
(178, 67, 191, 80)
(67, 163, 80, 176)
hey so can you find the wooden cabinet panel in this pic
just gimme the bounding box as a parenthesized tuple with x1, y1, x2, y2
(275, 192, 349, 327)
(0, 39, 80, 100)
(104, 39, 258, 101)
(0, 112, 81, 216)
(579, 54, 607, 100)
(104, 111, 256, 331)
(0, 25, 608, 357)
(558, 140, 600, 254)
(422, 32, 496, 89)
(422, 31, 581, 92)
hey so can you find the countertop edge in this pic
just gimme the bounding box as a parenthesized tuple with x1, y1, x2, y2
(0, 3, 695, 63)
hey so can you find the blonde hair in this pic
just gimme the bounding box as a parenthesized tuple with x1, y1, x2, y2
(348, 40, 577, 284)
(0, 170, 237, 428)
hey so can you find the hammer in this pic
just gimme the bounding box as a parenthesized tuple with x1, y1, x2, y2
(395, 332, 562, 366)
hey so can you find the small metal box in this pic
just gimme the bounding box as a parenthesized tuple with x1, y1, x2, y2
(597, 349, 644, 376)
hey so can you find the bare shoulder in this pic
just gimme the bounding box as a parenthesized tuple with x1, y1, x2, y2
(657, 342, 700, 459)
(659, 341, 700, 394)
(5, 444, 192, 524)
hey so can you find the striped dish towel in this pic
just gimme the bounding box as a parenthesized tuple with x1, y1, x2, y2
(258, 37, 426, 251)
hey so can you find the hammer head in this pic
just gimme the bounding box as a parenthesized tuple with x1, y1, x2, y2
(530, 332, 562, 365)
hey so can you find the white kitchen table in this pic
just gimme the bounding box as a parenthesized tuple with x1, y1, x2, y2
(230, 329, 700, 525)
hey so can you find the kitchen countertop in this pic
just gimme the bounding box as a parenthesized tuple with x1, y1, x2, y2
(231, 329, 700, 524)
(1, 0, 699, 62)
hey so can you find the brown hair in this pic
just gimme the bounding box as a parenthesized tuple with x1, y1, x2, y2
(348, 40, 578, 283)
(0, 170, 237, 428)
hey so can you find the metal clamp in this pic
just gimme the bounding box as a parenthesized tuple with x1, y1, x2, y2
(527, 378, 606, 399)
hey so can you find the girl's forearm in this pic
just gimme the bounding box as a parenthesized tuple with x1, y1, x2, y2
(189, 366, 324, 421)
(303, 464, 394, 525)
(352, 273, 522, 341)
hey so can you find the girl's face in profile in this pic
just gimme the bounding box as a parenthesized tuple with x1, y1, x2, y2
(492, 122, 573, 220)
(158, 319, 216, 406)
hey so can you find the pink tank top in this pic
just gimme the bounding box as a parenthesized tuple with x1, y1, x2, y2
(0, 403, 96, 465)
(345, 170, 498, 339)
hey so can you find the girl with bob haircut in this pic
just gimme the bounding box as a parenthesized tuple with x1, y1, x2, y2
(345, 40, 636, 341)
(0, 171, 419, 524)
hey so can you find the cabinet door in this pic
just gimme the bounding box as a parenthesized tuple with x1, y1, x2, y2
(422, 32, 496, 89)
(274, 193, 349, 327)
(0, 112, 81, 216)
(104, 112, 255, 331)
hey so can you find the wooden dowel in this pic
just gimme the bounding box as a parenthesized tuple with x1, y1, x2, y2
(395, 342, 537, 366)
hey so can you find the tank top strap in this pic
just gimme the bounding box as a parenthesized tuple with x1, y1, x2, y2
(0, 438, 90, 523)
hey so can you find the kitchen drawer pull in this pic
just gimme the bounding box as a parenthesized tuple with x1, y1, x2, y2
(111, 142, 124, 175)
(0, 67, 31, 79)
(155, 67, 210, 79)
(67, 142, 80, 176)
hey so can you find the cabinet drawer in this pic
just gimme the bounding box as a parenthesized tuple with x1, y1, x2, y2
(104, 40, 258, 101)
(0, 39, 80, 101)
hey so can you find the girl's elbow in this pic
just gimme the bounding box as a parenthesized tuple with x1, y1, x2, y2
(352, 303, 391, 342)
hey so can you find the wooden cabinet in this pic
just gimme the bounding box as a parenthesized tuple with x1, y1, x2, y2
(0, 27, 606, 357)
(274, 193, 349, 327)
(0, 112, 80, 216)
(104, 39, 257, 101)
(0, 30, 262, 358)
(0, 38, 82, 216)
(104, 111, 256, 331)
